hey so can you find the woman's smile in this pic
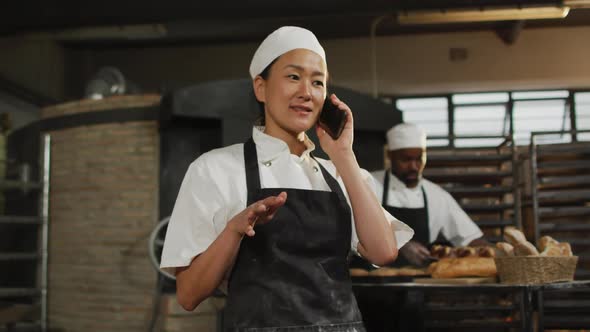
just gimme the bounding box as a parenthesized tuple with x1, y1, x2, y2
(290, 104, 314, 116)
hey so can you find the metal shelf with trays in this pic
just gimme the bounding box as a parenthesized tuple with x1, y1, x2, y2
(402, 135, 522, 331)
(0, 135, 50, 332)
(529, 129, 590, 330)
(424, 135, 522, 241)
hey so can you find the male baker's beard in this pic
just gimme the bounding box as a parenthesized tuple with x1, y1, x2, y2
(394, 170, 421, 188)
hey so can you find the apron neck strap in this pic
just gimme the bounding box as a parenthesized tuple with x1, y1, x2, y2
(310, 154, 347, 204)
(382, 170, 391, 205)
(244, 138, 261, 204)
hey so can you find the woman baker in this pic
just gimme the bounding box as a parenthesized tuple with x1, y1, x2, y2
(160, 26, 413, 332)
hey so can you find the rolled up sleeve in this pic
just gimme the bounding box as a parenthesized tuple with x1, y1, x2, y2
(440, 191, 483, 247)
(160, 161, 227, 269)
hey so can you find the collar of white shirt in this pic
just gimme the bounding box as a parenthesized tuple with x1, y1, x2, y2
(252, 126, 316, 164)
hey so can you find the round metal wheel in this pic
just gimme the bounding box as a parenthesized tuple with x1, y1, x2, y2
(148, 216, 176, 280)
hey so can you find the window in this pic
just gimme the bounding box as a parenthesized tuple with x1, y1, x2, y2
(453, 93, 510, 147)
(453, 92, 509, 105)
(575, 92, 590, 141)
(512, 90, 569, 100)
(396, 97, 449, 146)
(513, 98, 570, 145)
(454, 105, 508, 147)
(392, 89, 588, 147)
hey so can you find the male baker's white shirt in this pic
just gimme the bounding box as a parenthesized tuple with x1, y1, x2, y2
(160, 127, 413, 269)
(371, 170, 482, 247)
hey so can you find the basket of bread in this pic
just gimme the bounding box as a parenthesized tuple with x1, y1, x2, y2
(494, 227, 577, 285)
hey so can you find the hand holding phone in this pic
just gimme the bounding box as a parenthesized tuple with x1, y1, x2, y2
(318, 97, 347, 140)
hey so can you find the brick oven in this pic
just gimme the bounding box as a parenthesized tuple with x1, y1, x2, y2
(41, 95, 161, 331)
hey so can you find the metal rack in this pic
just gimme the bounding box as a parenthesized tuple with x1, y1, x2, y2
(529, 130, 590, 330)
(353, 280, 590, 332)
(530, 130, 590, 278)
(0, 134, 50, 332)
(419, 288, 521, 331)
(395, 135, 522, 330)
(425, 135, 522, 242)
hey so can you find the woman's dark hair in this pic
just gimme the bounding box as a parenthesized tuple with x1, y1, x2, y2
(254, 58, 277, 126)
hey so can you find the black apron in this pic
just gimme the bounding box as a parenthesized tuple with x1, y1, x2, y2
(223, 138, 365, 332)
(382, 170, 430, 267)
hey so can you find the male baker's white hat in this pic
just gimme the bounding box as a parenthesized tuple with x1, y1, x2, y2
(249, 26, 326, 79)
(386, 123, 427, 151)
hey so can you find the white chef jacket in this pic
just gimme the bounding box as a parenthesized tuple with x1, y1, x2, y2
(160, 127, 414, 269)
(371, 170, 483, 247)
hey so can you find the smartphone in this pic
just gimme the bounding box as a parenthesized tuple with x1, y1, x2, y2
(318, 98, 347, 140)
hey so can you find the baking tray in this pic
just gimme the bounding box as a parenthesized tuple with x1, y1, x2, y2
(351, 275, 429, 283)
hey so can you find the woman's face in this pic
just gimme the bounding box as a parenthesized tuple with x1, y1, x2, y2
(254, 48, 327, 138)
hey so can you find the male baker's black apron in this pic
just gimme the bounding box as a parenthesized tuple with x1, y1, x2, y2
(223, 138, 365, 332)
(382, 170, 430, 267)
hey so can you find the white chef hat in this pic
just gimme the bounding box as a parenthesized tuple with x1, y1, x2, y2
(249, 26, 326, 79)
(386, 123, 427, 151)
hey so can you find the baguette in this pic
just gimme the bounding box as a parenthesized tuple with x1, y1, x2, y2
(349, 268, 370, 277)
(368, 267, 399, 277)
(398, 267, 428, 276)
(429, 257, 497, 278)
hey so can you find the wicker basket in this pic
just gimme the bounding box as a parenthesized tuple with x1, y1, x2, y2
(494, 256, 578, 284)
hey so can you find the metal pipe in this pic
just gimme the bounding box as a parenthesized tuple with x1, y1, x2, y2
(511, 136, 522, 229)
(370, 14, 393, 99)
(40, 134, 51, 332)
(530, 134, 540, 243)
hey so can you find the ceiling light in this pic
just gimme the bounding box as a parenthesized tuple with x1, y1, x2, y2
(397, 6, 570, 25)
(23, 24, 167, 41)
(564, 0, 590, 8)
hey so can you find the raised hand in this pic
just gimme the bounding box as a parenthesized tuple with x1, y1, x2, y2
(227, 192, 288, 237)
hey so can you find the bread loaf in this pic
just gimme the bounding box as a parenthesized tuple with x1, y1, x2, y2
(559, 242, 573, 256)
(430, 245, 495, 259)
(476, 246, 496, 258)
(455, 246, 478, 258)
(533, 241, 573, 257)
(431, 244, 452, 259)
(539, 244, 563, 257)
(495, 242, 515, 257)
(499, 226, 576, 257)
(429, 257, 497, 278)
(538, 235, 559, 252)
(513, 241, 540, 256)
(503, 227, 528, 246)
